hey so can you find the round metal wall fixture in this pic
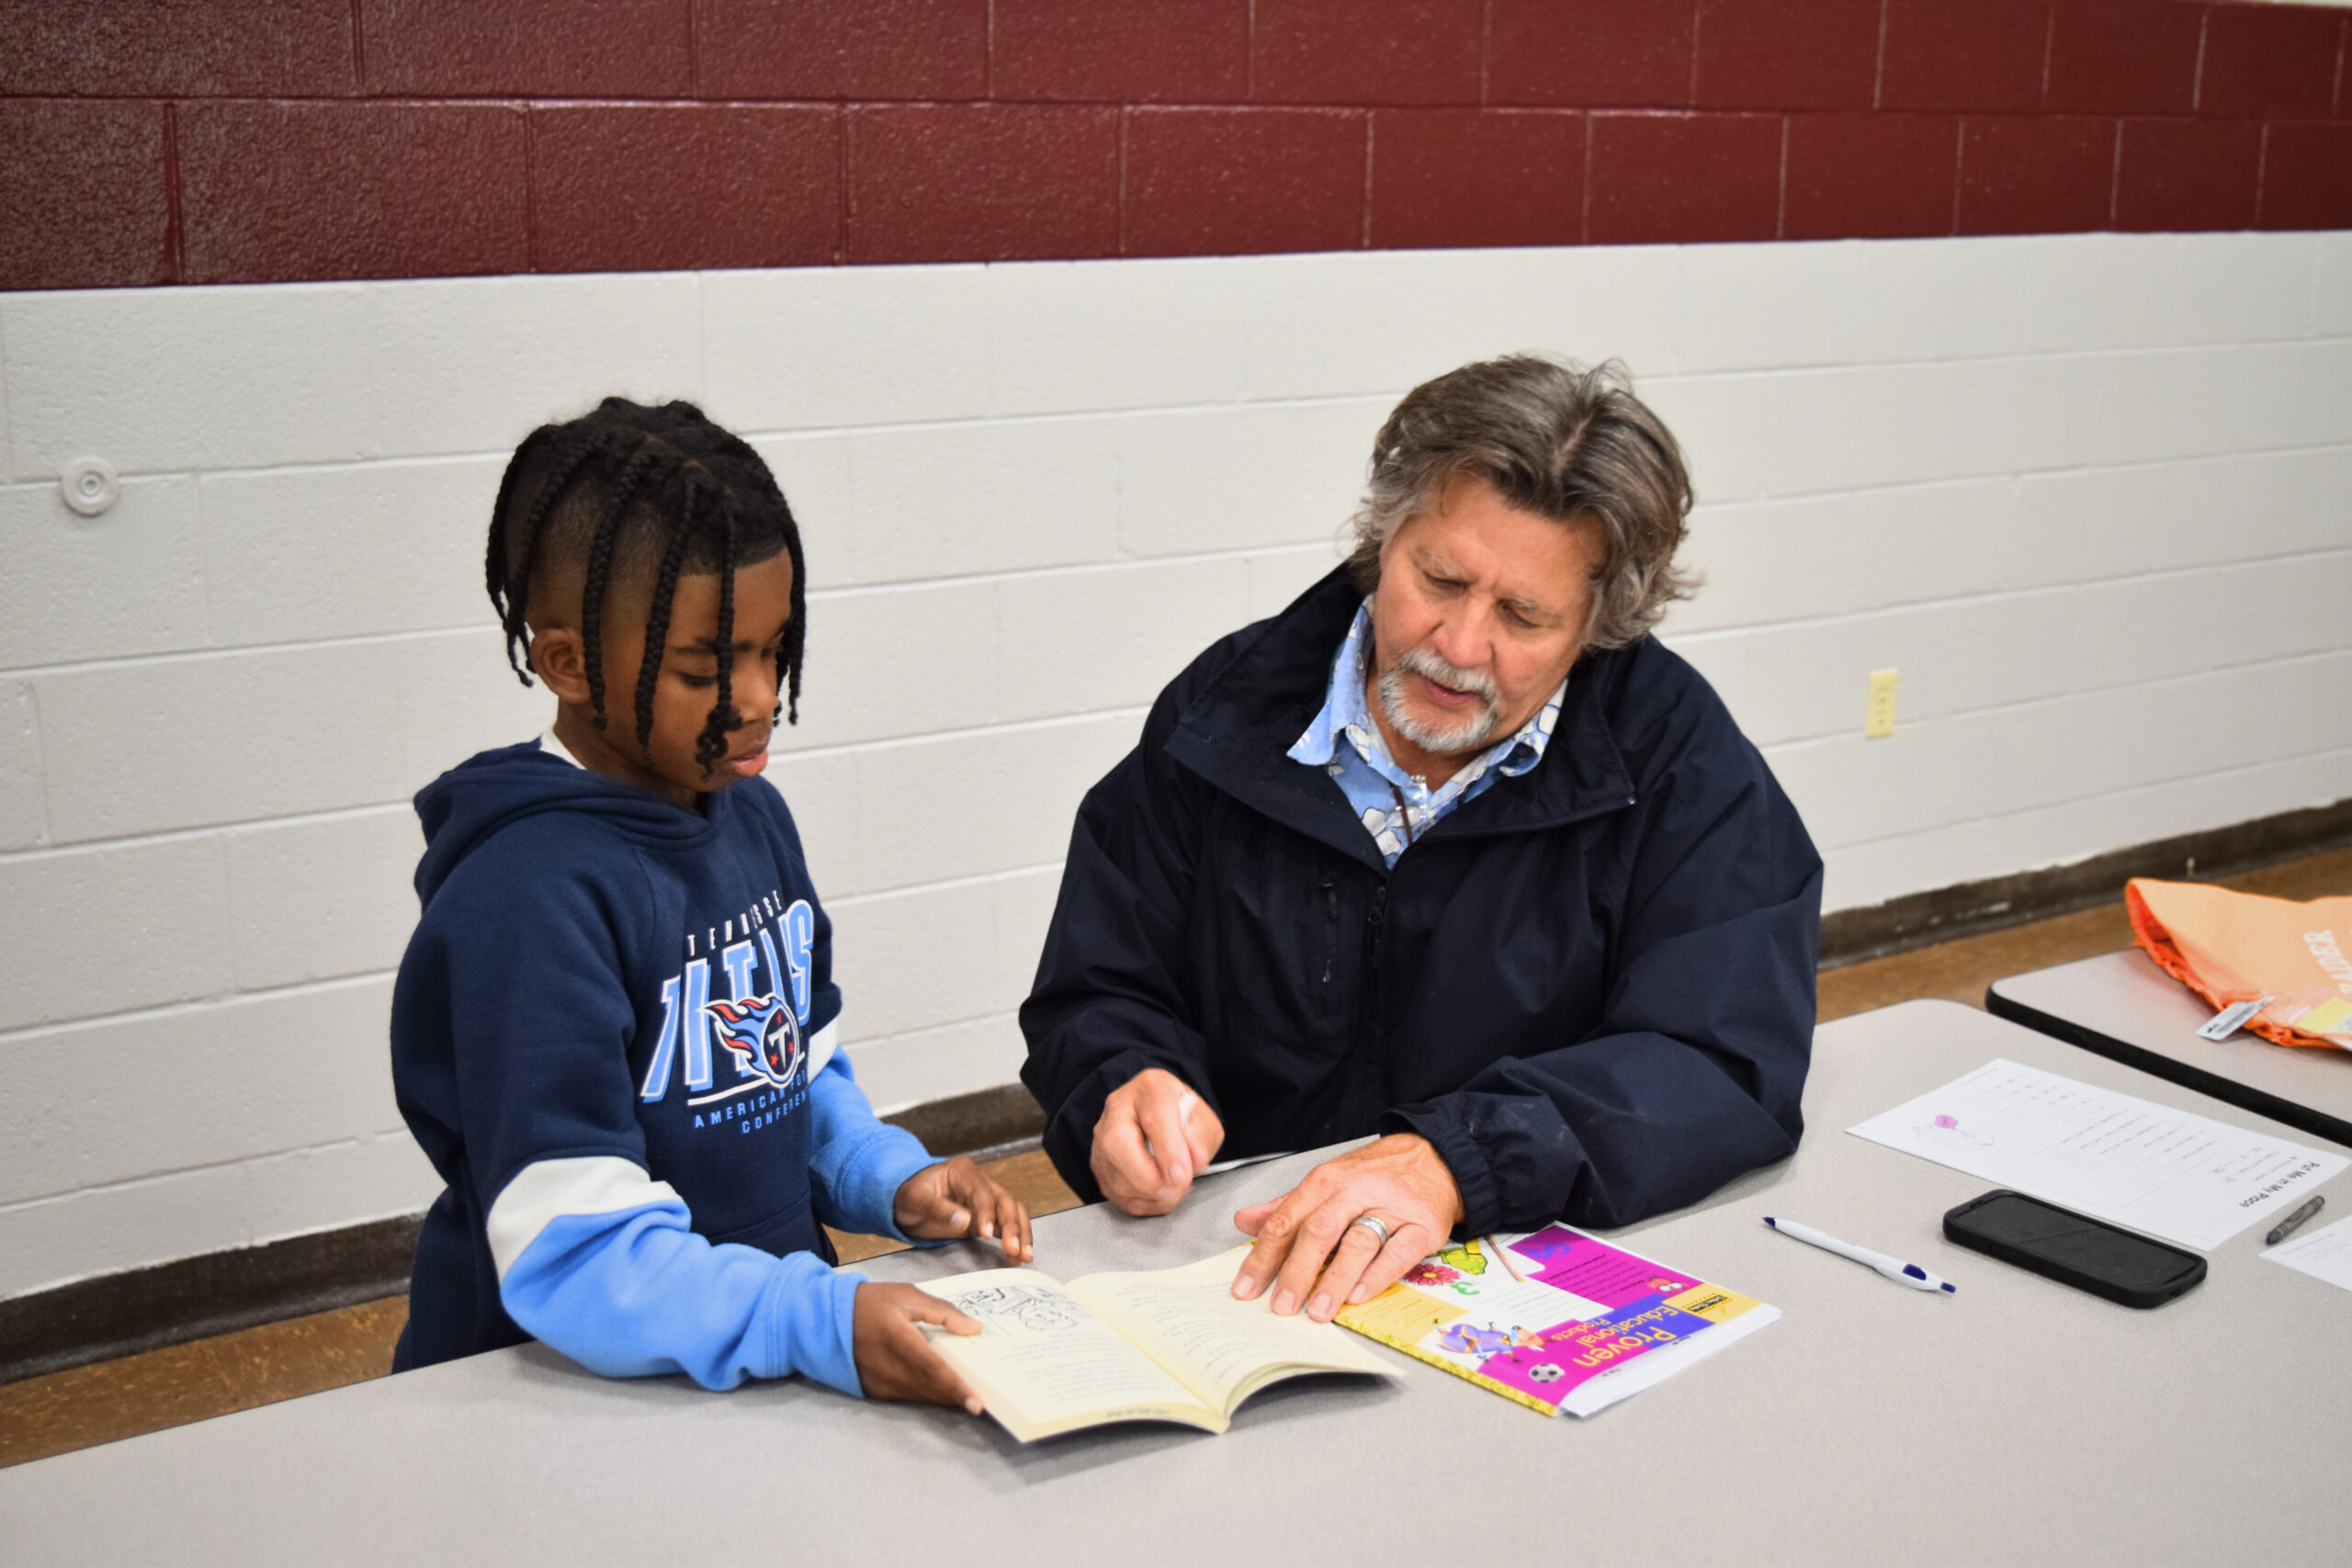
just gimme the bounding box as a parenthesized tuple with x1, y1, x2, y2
(62, 456, 120, 517)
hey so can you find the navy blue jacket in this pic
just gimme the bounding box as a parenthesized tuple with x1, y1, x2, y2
(1021, 568, 1823, 1233)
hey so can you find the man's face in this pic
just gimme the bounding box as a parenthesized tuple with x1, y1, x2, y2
(1366, 474, 1599, 773)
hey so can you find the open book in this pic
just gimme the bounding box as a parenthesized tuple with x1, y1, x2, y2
(914, 1246, 1396, 1442)
(1336, 1225, 1778, 1417)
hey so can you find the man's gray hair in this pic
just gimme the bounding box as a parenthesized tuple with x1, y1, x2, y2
(1346, 355, 1696, 649)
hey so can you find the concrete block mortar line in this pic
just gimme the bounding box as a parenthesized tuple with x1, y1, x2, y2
(0, 801, 419, 867)
(0, 1132, 396, 1226)
(0, 705, 1148, 858)
(356, 269, 392, 470)
(1664, 537, 2352, 643)
(1694, 435, 2352, 509)
(1753, 643, 2352, 761)
(834, 1006, 1026, 1062)
(768, 703, 1151, 762)
(841, 998, 1020, 1041)
(12, 418, 2345, 516)
(0, 969, 397, 1052)
(0, 551, 1329, 683)
(0, 623, 503, 682)
(825, 858, 1065, 911)
(3, 378, 2337, 525)
(801, 540, 1349, 601)
(0, 453, 504, 499)
(1, 1130, 427, 1225)
(1809, 742, 2352, 884)
(14, 675, 54, 853)
(1795, 750, 2352, 874)
(1695, 443, 2351, 513)
(738, 390, 1402, 446)
(189, 453, 227, 682)
(2025, 445, 2352, 519)
(1652, 334, 2352, 399)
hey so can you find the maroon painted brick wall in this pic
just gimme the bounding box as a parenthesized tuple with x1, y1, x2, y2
(1, 0, 2346, 289)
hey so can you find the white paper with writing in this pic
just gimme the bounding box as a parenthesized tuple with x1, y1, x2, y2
(2263, 1213, 2352, 1294)
(1847, 1058, 2347, 1250)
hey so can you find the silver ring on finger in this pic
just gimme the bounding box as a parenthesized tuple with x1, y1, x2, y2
(1348, 1213, 1392, 1247)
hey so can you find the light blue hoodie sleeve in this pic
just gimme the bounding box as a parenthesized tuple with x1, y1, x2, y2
(488, 1047, 940, 1393)
(490, 1160, 865, 1394)
(805, 1045, 943, 1241)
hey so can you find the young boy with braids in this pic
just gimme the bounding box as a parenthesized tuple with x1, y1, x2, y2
(390, 398, 1027, 1413)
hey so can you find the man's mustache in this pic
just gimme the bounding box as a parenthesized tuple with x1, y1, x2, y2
(1394, 646, 1497, 706)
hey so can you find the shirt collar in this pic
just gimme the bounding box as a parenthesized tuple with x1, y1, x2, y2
(1287, 604, 1567, 796)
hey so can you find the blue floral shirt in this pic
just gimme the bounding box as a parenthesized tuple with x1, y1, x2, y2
(1286, 604, 1566, 867)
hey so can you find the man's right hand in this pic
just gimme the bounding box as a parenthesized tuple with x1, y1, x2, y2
(1090, 1067, 1225, 1215)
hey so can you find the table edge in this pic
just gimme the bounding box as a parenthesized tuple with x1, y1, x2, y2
(1984, 976, 2352, 1151)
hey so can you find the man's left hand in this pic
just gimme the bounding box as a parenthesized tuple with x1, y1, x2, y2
(1229, 1134, 1464, 1321)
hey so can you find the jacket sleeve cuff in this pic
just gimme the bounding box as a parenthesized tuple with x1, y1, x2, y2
(836, 1128, 943, 1245)
(803, 1046, 943, 1241)
(766, 1267, 866, 1397)
(1383, 1100, 1499, 1239)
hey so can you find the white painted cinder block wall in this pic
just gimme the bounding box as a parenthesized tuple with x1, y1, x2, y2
(3, 232, 2348, 1297)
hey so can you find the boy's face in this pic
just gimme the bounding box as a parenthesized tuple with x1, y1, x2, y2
(539, 553, 795, 808)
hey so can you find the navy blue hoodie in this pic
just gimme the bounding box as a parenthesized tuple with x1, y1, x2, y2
(390, 740, 934, 1391)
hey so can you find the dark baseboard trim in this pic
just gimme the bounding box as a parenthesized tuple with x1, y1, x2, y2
(11, 798, 2346, 1386)
(0, 1216, 421, 1388)
(882, 1083, 1046, 1159)
(1819, 795, 2352, 968)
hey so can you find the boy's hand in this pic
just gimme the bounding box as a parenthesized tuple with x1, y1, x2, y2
(853, 1282, 985, 1415)
(892, 1156, 1035, 1262)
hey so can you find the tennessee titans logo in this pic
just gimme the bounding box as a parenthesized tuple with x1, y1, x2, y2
(704, 994, 804, 1089)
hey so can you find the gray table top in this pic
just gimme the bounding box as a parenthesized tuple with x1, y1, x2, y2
(1989, 948, 2352, 1149)
(6, 999, 2350, 1567)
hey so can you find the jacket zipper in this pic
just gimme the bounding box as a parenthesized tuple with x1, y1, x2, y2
(1361, 881, 1388, 1059)
(1318, 874, 1338, 985)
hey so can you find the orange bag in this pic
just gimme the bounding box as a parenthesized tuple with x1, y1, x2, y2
(2127, 878, 2352, 1048)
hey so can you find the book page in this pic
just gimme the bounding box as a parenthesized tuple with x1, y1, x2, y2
(915, 1270, 1215, 1439)
(1069, 1247, 1396, 1415)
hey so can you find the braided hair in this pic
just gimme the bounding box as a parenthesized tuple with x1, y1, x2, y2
(486, 398, 808, 773)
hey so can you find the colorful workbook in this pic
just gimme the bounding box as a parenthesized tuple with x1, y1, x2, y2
(914, 1247, 1397, 1443)
(1334, 1225, 1779, 1417)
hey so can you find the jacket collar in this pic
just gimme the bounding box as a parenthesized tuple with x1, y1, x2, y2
(1164, 567, 1638, 872)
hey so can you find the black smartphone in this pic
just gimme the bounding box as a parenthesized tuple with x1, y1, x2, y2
(1943, 1190, 2206, 1308)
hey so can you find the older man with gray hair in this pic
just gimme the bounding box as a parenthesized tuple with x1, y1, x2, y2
(1021, 355, 1823, 1323)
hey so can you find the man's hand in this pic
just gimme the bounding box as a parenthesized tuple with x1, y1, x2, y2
(1090, 1067, 1226, 1216)
(852, 1281, 986, 1414)
(1230, 1134, 1464, 1321)
(893, 1156, 1035, 1262)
